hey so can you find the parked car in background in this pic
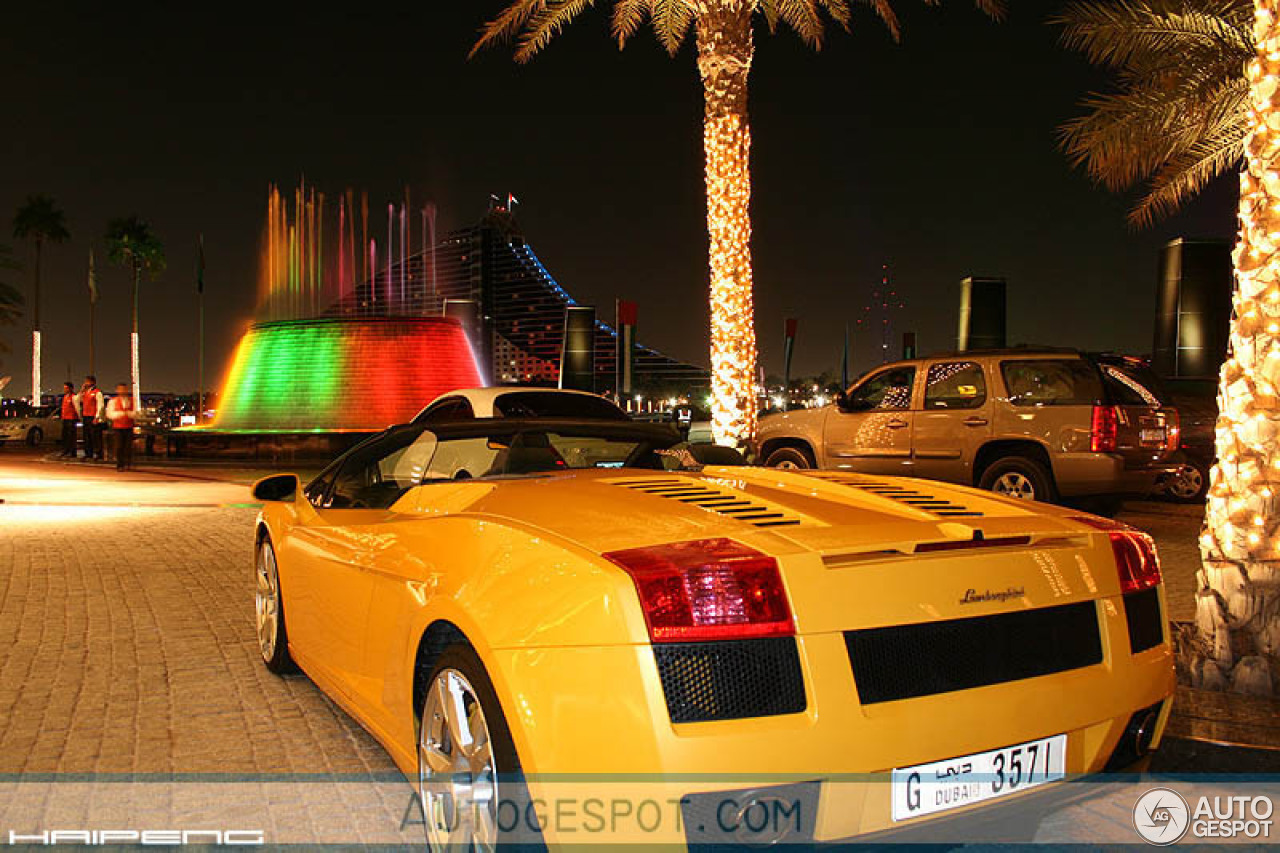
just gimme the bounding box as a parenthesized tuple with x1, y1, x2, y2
(413, 387, 630, 424)
(0, 404, 61, 446)
(1154, 377, 1216, 502)
(754, 349, 1179, 506)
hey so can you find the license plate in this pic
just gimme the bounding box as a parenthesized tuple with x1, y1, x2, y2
(1140, 427, 1166, 444)
(891, 734, 1066, 822)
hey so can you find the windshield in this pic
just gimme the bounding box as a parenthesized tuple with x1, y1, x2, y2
(306, 420, 700, 509)
(492, 391, 630, 421)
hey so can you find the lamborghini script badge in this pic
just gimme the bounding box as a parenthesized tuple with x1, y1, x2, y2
(960, 587, 1025, 605)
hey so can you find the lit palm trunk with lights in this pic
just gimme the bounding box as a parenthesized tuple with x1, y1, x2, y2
(1197, 0, 1280, 695)
(474, 0, 1003, 446)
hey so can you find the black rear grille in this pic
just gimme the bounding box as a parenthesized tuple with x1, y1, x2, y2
(1123, 588, 1164, 653)
(653, 637, 807, 723)
(844, 601, 1102, 704)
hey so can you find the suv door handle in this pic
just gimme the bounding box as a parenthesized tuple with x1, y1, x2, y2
(886, 418, 910, 429)
(963, 417, 989, 427)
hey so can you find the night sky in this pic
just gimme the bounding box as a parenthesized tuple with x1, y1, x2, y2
(0, 1, 1239, 395)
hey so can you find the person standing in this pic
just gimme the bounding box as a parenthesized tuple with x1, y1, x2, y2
(105, 382, 136, 472)
(58, 381, 80, 457)
(77, 375, 105, 461)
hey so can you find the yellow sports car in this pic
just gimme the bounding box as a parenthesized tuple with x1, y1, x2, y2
(251, 418, 1175, 848)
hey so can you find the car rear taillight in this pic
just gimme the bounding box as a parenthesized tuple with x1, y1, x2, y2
(1072, 516, 1163, 593)
(1165, 410, 1181, 451)
(1090, 405, 1119, 452)
(604, 538, 794, 642)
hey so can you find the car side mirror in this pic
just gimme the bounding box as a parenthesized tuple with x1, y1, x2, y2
(687, 443, 747, 466)
(252, 473, 299, 502)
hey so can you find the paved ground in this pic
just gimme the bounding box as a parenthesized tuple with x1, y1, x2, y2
(0, 447, 1262, 845)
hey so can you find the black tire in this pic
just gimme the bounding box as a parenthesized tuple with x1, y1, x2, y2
(978, 454, 1057, 503)
(26, 427, 42, 447)
(764, 445, 815, 470)
(416, 643, 532, 850)
(255, 536, 297, 674)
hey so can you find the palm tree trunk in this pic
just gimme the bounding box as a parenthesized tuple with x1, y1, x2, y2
(30, 238, 41, 405)
(1194, 0, 1280, 696)
(697, 1, 758, 446)
(131, 261, 141, 411)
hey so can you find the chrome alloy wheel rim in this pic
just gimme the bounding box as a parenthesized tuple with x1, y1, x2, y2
(255, 542, 279, 661)
(774, 459, 801, 470)
(1167, 464, 1204, 500)
(992, 471, 1036, 500)
(418, 669, 498, 852)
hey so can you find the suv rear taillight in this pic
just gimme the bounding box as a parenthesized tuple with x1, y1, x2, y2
(1073, 516, 1163, 593)
(604, 538, 794, 642)
(1166, 410, 1181, 451)
(1090, 405, 1119, 452)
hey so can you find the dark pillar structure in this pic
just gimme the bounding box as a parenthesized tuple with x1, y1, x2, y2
(957, 277, 1007, 352)
(1154, 238, 1233, 379)
(902, 331, 917, 360)
(560, 305, 597, 392)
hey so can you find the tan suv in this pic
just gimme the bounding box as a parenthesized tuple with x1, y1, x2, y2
(754, 350, 1179, 502)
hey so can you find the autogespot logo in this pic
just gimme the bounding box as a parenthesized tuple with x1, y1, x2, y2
(1134, 788, 1191, 845)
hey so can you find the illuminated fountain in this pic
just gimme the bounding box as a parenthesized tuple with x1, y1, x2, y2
(200, 183, 477, 436)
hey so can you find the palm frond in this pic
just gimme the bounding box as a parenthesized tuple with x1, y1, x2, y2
(470, 0, 548, 58)
(858, 0, 902, 40)
(1057, 0, 1252, 225)
(775, 0, 828, 48)
(514, 0, 600, 62)
(611, 0, 652, 46)
(651, 0, 695, 55)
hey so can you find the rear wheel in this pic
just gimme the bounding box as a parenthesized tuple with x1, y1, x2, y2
(765, 445, 815, 470)
(26, 427, 42, 446)
(1164, 462, 1209, 503)
(979, 455, 1055, 502)
(417, 644, 524, 851)
(255, 536, 297, 674)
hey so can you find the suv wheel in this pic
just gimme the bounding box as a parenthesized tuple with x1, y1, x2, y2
(765, 446, 814, 469)
(26, 427, 43, 446)
(979, 455, 1055, 502)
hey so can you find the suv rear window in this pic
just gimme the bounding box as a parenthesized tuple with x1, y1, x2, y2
(492, 391, 629, 421)
(1000, 359, 1102, 407)
(1097, 361, 1172, 407)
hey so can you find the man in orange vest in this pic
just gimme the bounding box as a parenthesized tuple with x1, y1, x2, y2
(77, 375, 106, 461)
(105, 383, 136, 472)
(58, 382, 80, 457)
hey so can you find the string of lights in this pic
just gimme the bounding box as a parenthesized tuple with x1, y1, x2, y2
(1198, 0, 1280, 690)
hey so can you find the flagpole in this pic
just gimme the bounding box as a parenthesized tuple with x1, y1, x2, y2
(88, 249, 97, 374)
(197, 235, 205, 424)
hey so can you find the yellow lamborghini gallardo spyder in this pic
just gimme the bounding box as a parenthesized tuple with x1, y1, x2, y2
(252, 418, 1174, 848)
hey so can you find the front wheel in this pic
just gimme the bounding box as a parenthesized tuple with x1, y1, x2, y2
(764, 445, 814, 470)
(255, 537, 297, 674)
(26, 427, 42, 446)
(417, 644, 525, 851)
(979, 455, 1056, 503)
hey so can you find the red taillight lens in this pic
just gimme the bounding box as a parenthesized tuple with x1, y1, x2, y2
(604, 538, 794, 642)
(1072, 516, 1163, 594)
(1165, 410, 1181, 451)
(1090, 405, 1119, 452)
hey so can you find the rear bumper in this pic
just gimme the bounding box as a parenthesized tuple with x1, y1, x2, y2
(1052, 452, 1177, 497)
(488, 626, 1176, 846)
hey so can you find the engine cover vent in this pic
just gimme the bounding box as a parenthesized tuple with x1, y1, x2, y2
(801, 472, 985, 518)
(610, 477, 805, 528)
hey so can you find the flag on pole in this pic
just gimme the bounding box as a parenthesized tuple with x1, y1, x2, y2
(197, 235, 205, 294)
(783, 319, 798, 410)
(841, 323, 850, 390)
(87, 249, 97, 304)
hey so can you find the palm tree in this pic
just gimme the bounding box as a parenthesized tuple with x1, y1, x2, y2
(1056, 0, 1253, 227)
(12, 194, 70, 403)
(0, 243, 24, 361)
(105, 216, 165, 411)
(474, 0, 1003, 446)
(1061, 0, 1280, 696)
